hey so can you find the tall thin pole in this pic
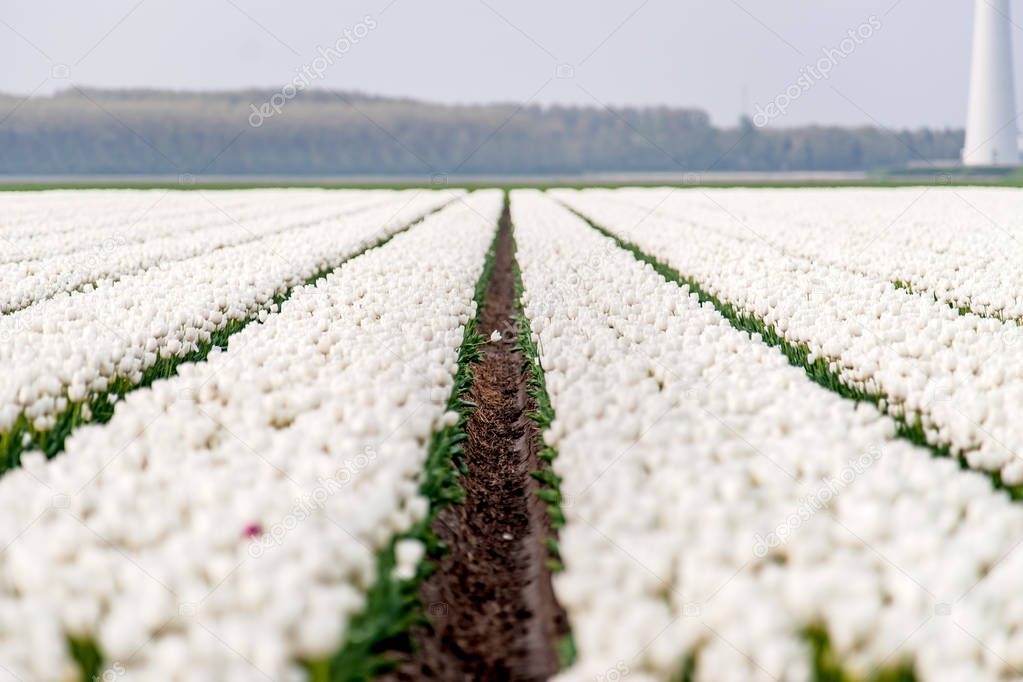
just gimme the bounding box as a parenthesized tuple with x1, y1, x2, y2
(964, 0, 1019, 166)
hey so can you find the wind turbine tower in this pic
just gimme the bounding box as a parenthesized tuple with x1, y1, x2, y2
(964, 0, 1019, 166)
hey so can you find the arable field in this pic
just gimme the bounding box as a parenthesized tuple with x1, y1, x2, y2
(2, 186, 1023, 682)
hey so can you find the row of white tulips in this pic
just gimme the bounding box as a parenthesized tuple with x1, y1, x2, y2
(0, 189, 461, 436)
(607, 187, 1023, 321)
(513, 190, 1023, 682)
(0, 190, 502, 681)
(553, 188, 1023, 486)
(0, 190, 382, 265)
(0, 191, 397, 313)
(0, 190, 261, 243)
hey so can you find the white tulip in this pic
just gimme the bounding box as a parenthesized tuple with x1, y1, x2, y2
(0, 190, 502, 678)
(514, 189, 1023, 681)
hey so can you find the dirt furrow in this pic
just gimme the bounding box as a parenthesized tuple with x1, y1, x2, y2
(385, 200, 567, 681)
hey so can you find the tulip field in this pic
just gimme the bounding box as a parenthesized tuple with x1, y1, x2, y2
(2, 185, 1023, 682)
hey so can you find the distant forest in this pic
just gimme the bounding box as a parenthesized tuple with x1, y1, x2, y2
(0, 88, 963, 176)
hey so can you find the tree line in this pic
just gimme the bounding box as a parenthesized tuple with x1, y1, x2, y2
(0, 88, 963, 176)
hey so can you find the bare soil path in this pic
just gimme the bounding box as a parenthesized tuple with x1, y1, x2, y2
(385, 200, 567, 681)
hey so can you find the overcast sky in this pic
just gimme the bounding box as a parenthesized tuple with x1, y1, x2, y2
(0, 0, 1010, 128)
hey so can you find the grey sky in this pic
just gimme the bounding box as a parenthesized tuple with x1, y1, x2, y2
(0, 0, 1006, 128)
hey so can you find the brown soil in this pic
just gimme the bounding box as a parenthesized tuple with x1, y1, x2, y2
(383, 202, 568, 681)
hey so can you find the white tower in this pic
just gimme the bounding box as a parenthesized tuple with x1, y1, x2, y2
(964, 0, 1019, 166)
